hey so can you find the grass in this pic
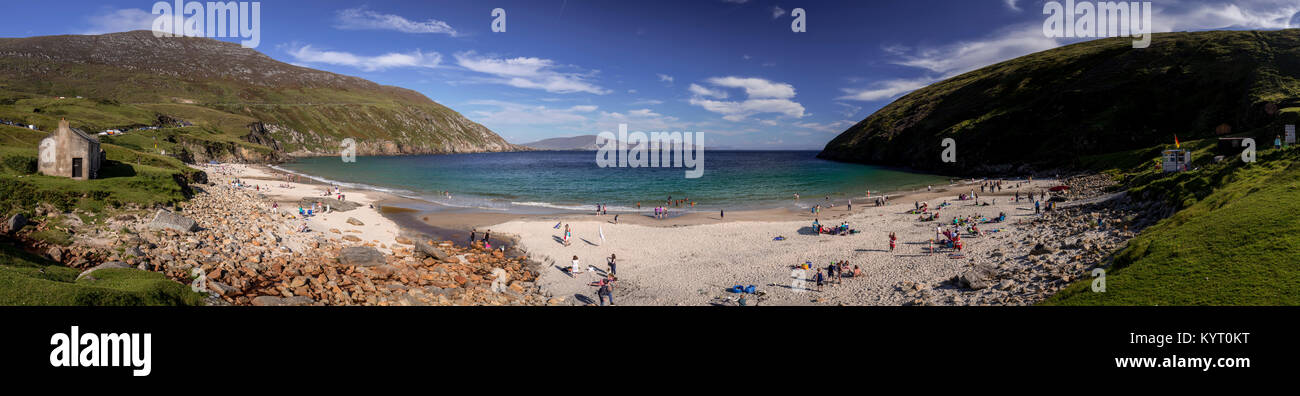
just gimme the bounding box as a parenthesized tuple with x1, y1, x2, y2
(1045, 147, 1300, 305)
(0, 242, 205, 306)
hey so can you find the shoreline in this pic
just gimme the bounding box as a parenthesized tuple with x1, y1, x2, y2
(230, 162, 1142, 307)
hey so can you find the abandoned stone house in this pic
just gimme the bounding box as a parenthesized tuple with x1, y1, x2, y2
(38, 119, 104, 180)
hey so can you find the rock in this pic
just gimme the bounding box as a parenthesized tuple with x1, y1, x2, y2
(414, 239, 450, 261)
(342, 235, 362, 242)
(296, 197, 360, 212)
(346, 217, 365, 226)
(147, 210, 199, 233)
(955, 264, 997, 290)
(250, 296, 315, 306)
(114, 214, 136, 221)
(207, 281, 239, 296)
(336, 246, 386, 267)
(47, 247, 64, 263)
(1029, 243, 1055, 255)
(5, 213, 27, 234)
(996, 279, 1016, 290)
(76, 262, 133, 280)
(394, 236, 412, 245)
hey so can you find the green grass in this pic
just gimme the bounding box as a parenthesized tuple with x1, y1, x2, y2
(0, 242, 205, 306)
(1045, 148, 1300, 305)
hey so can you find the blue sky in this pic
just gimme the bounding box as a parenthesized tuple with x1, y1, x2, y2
(2, 0, 1298, 149)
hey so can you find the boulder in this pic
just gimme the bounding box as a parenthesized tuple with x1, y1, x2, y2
(954, 264, 997, 290)
(5, 213, 27, 234)
(346, 217, 365, 226)
(1029, 243, 1055, 255)
(207, 281, 240, 296)
(414, 239, 450, 261)
(47, 247, 64, 263)
(148, 210, 199, 233)
(76, 262, 134, 281)
(336, 246, 386, 267)
(251, 296, 315, 306)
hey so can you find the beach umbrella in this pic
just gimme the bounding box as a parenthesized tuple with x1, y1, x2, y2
(1049, 185, 1070, 192)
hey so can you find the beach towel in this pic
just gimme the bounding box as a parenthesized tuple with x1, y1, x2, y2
(730, 285, 745, 293)
(773, 236, 785, 241)
(948, 253, 965, 259)
(745, 285, 757, 294)
(553, 222, 561, 229)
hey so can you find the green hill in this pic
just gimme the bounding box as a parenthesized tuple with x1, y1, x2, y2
(819, 29, 1300, 175)
(1046, 146, 1300, 305)
(0, 30, 518, 160)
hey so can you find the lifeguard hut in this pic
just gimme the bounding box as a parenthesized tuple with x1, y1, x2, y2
(1161, 149, 1191, 172)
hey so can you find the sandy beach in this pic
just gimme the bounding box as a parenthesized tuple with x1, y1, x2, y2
(485, 179, 1075, 306)
(208, 162, 1134, 307)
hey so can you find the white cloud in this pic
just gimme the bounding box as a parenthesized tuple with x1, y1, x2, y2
(287, 45, 442, 71)
(455, 52, 610, 94)
(688, 76, 804, 121)
(1155, 0, 1300, 32)
(705, 77, 796, 99)
(335, 7, 458, 36)
(82, 8, 158, 35)
(688, 83, 729, 99)
(838, 77, 934, 102)
(627, 89, 638, 94)
(657, 73, 675, 83)
(893, 24, 1059, 76)
(1004, 0, 1021, 12)
(771, 6, 787, 19)
(721, 0, 751, 4)
(630, 99, 665, 106)
(834, 102, 863, 118)
(467, 100, 597, 126)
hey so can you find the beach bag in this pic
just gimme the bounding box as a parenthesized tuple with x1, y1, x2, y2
(744, 285, 757, 294)
(730, 285, 744, 293)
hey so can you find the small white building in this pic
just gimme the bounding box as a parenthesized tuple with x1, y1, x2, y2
(1162, 149, 1191, 172)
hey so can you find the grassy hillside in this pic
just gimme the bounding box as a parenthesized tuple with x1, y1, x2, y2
(820, 30, 1300, 175)
(1046, 147, 1300, 305)
(0, 241, 205, 305)
(0, 30, 517, 158)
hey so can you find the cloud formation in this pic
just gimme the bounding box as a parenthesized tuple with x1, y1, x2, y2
(287, 45, 443, 71)
(688, 76, 805, 121)
(455, 52, 610, 94)
(335, 7, 459, 36)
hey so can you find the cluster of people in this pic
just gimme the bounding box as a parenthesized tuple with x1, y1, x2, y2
(811, 219, 854, 235)
(565, 254, 619, 306)
(811, 261, 861, 292)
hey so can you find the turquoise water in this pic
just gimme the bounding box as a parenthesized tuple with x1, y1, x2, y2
(277, 151, 950, 213)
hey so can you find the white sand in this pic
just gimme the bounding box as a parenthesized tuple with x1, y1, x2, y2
(195, 163, 403, 253)
(491, 180, 1060, 306)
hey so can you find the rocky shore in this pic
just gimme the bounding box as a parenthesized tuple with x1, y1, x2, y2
(896, 174, 1172, 305)
(7, 178, 552, 306)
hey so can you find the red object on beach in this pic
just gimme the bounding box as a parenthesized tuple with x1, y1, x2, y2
(1048, 185, 1070, 192)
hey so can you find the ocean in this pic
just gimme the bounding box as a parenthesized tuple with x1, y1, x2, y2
(276, 150, 950, 213)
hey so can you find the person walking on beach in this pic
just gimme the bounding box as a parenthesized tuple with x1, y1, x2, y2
(482, 229, 492, 249)
(596, 274, 616, 306)
(469, 228, 477, 245)
(563, 224, 572, 246)
(720, 209, 725, 219)
(571, 255, 582, 274)
(1034, 200, 1041, 215)
(613, 214, 619, 224)
(889, 232, 897, 252)
(607, 254, 617, 275)
(814, 269, 825, 292)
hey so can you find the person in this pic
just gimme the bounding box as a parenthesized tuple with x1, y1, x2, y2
(826, 262, 837, 286)
(272, 202, 278, 214)
(613, 214, 619, 224)
(563, 224, 572, 246)
(847, 199, 852, 212)
(571, 255, 582, 274)
(853, 265, 862, 278)
(469, 228, 477, 245)
(720, 209, 725, 219)
(596, 275, 615, 306)
(607, 254, 617, 275)
(889, 231, 897, 252)
(1034, 200, 1041, 215)
(814, 269, 824, 292)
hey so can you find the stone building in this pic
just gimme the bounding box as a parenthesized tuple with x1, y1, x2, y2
(38, 119, 104, 180)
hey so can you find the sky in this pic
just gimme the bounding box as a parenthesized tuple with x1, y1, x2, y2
(2, 0, 1299, 149)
